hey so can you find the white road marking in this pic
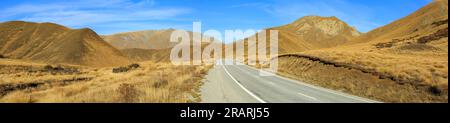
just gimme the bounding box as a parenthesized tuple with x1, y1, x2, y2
(281, 76, 378, 103)
(297, 92, 318, 101)
(221, 65, 267, 103)
(267, 81, 276, 86)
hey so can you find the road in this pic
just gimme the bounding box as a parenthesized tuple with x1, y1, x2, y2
(200, 64, 380, 103)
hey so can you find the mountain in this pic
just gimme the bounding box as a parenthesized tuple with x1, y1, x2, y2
(273, 16, 361, 51)
(103, 29, 220, 51)
(228, 15, 362, 63)
(121, 41, 216, 63)
(102, 29, 179, 50)
(0, 21, 130, 67)
(120, 48, 172, 62)
(104, 29, 221, 63)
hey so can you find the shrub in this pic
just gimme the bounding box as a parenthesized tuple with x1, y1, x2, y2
(117, 84, 139, 103)
(428, 86, 442, 96)
(375, 42, 394, 49)
(128, 63, 140, 69)
(112, 67, 129, 73)
(43, 65, 53, 70)
(112, 63, 141, 73)
(432, 19, 448, 26)
(42, 65, 79, 74)
(153, 79, 168, 88)
(43, 65, 63, 72)
(418, 28, 448, 44)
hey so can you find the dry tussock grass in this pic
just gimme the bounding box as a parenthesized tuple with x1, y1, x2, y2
(0, 60, 212, 103)
(277, 56, 447, 103)
(303, 50, 447, 86)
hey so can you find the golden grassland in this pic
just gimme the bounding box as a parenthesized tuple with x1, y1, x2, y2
(0, 59, 212, 103)
(276, 56, 447, 103)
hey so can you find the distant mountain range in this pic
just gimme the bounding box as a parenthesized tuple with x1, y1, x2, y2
(102, 29, 179, 50)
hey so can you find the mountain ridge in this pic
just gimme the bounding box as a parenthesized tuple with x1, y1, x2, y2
(102, 29, 178, 50)
(0, 21, 130, 67)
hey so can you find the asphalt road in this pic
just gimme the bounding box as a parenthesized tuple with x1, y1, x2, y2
(200, 64, 380, 103)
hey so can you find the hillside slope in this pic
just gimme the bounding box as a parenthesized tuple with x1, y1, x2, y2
(0, 21, 130, 67)
(121, 48, 172, 62)
(102, 29, 179, 50)
(357, 0, 448, 42)
(230, 16, 361, 64)
(273, 16, 361, 51)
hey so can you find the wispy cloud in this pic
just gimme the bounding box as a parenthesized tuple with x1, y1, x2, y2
(94, 22, 193, 35)
(230, 2, 271, 8)
(232, 0, 383, 32)
(0, 0, 191, 34)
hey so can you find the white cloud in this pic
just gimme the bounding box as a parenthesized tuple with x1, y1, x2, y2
(0, 0, 191, 31)
(94, 22, 192, 35)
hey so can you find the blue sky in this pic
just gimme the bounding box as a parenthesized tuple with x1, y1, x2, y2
(0, 0, 432, 35)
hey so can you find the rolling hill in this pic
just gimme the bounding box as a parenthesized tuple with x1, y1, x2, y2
(104, 29, 219, 63)
(0, 21, 130, 67)
(229, 15, 363, 64)
(273, 16, 361, 52)
(120, 48, 172, 62)
(102, 29, 179, 50)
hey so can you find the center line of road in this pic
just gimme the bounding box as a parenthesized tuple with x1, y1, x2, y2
(267, 81, 276, 86)
(297, 92, 318, 101)
(221, 65, 267, 103)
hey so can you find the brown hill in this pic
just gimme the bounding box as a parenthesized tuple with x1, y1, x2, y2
(121, 48, 172, 62)
(102, 29, 181, 50)
(121, 41, 216, 63)
(0, 21, 130, 67)
(106, 29, 220, 63)
(229, 16, 360, 63)
(273, 16, 361, 51)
